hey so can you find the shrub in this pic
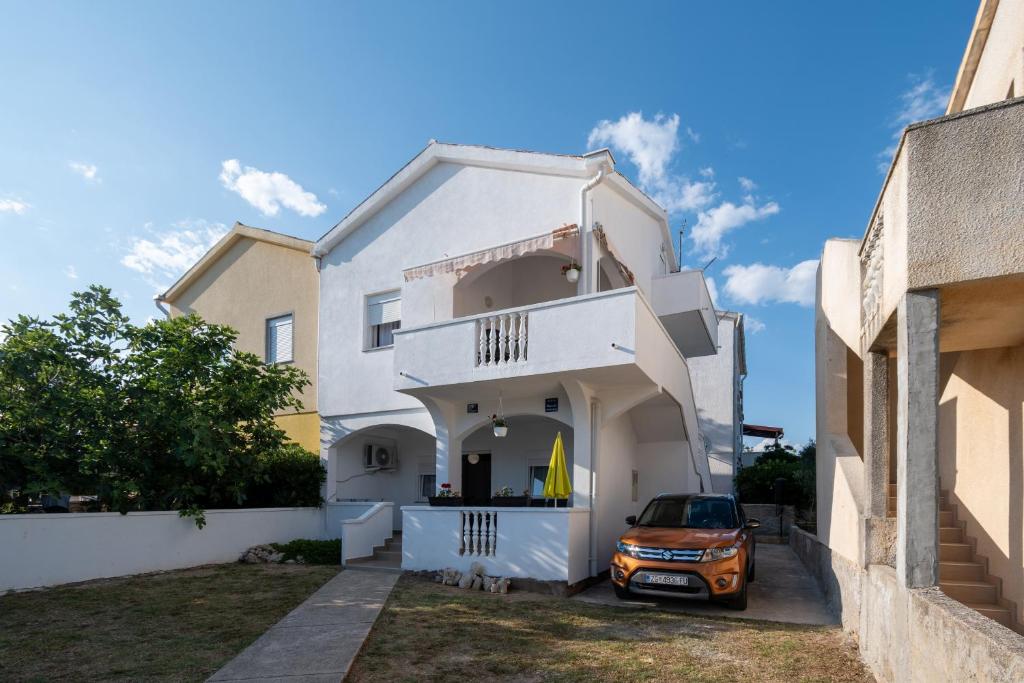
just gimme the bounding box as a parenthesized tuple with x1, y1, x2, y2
(271, 538, 340, 564)
(246, 444, 326, 508)
(735, 440, 815, 509)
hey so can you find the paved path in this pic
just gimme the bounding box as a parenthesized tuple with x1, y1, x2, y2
(573, 543, 837, 625)
(208, 569, 398, 683)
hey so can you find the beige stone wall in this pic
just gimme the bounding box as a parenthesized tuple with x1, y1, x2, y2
(963, 0, 1024, 110)
(168, 236, 319, 414)
(939, 345, 1024, 623)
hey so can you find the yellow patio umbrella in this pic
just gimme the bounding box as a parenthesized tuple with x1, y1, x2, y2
(543, 431, 572, 502)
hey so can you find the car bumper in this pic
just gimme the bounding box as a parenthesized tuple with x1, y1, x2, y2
(610, 551, 745, 600)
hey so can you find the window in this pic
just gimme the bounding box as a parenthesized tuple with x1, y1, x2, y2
(419, 474, 436, 500)
(367, 291, 401, 349)
(528, 465, 549, 496)
(265, 314, 293, 364)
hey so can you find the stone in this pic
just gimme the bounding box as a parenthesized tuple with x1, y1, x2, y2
(471, 576, 482, 591)
(458, 574, 474, 589)
(470, 562, 486, 577)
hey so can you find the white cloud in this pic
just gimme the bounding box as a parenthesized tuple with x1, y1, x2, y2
(219, 159, 326, 217)
(587, 112, 715, 213)
(121, 220, 228, 289)
(64, 265, 78, 280)
(744, 315, 765, 333)
(69, 161, 100, 182)
(879, 73, 950, 172)
(685, 126, 700, 143)
(699, 167, 715, 178)
(738, 176, 757, 192)
(0, 198, 30, 215)
(691, 198, 780, 259)
(722, 259, 819, 307)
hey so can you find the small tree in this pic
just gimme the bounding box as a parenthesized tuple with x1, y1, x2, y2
(0, 285, 316, 526)
(735, 440, 815, 509)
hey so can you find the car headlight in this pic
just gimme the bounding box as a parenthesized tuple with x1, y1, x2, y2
(701, 544, 740, 562)
(616, 540, 640, 558)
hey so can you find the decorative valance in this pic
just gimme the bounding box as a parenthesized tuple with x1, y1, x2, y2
(593, 226, 636, 285)
(403, 224, 579, 282)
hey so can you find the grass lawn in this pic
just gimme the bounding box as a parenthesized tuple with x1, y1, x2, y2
(0, 563, 338, 682)
(348, 575, 872, 683)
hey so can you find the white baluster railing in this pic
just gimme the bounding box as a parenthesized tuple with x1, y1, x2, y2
(459, 510, 497, 557)
(476, 311, 528, 367)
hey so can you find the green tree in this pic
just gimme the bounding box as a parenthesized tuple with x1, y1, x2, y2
(0, 286, 319, 526)
(735, 440, 816, 509)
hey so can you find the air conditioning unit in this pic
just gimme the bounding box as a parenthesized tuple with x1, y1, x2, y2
(363, 443, 398, 470)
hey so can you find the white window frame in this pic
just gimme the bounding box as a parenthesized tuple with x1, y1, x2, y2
(527, 464, 550, 497)
(417, 473, 436, 502)
(265, 313, 294, 365)
(365, 290, 401, 350)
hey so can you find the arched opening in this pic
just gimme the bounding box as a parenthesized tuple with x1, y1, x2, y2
(460, 414, 574, 506)
(329, 423, 436, 530)
(453, 253, 577, 318)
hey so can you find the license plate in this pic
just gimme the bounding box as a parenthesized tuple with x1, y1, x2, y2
(644, 573, 688, 586)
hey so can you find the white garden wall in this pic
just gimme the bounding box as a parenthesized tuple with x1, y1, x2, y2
(0, 507, 328, 592)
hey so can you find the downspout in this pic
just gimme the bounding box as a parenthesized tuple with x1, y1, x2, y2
(153, 295, 170, 318)
(580, 165, 608, 295)
(588, 399, 600, 576)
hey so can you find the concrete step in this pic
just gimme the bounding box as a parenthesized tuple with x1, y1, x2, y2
(940, 509, 955, 526)
(940, 526, 963, 543)
(940, 561, 985, 582)
(942, 580, 997, 605)
(940, 542, 974, 562)
(888, 496, 897, 511)
(965, 603, 1014, 629)
(373, 549, 403, 561)
(888, 483, 896, 497)
(345, 557, 403, 573)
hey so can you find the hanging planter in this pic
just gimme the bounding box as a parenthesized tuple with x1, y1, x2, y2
(561, 261, 582, 284)
(491, 414, 508, 438)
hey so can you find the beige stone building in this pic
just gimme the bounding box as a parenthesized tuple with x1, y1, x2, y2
(807, 0, 1024, 680)
(157, 223, 320, 452)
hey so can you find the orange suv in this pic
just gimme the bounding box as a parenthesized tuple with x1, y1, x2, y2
(610, 493, 759, 610)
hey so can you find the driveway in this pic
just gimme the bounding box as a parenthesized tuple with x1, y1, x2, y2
(573, 542, 837, 625)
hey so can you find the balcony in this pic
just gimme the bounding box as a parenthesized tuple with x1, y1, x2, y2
(393, 287, 689, 396)
(650, 269, 717, 357)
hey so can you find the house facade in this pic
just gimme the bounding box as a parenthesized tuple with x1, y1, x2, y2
(157, 223, 320, 452)
(311, 142, 724, 585)
(811, 0, 1024, 678)
(688, 311, 746, 493)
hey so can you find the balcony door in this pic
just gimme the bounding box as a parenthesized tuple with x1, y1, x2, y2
(461, 452, 492, 506)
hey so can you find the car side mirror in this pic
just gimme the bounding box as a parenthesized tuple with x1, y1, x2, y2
(745, 519, 761, 529)
(625, 515, 637, 526)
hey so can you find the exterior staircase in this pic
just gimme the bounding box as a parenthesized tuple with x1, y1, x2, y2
(888, 482, 1017, 630)
(345, 531, 403, 573)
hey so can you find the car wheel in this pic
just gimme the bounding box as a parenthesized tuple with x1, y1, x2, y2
(726, 578, 748, 610)
(748, 559, 756, 583)
(613, 582, 633, 599)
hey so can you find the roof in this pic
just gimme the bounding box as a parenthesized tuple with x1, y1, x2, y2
(947, 0, 1000, 114)
(159, 222, 313, 303)
(742, 424, 785, 439)
(311, 141, 675, 268)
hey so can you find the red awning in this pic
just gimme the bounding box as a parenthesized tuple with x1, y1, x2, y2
(743, 424, 785, 439)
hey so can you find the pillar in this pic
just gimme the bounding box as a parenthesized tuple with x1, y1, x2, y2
(895, 289, 940, 589)
(863, 350, 890, 518)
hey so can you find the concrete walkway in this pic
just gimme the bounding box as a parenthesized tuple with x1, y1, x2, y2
(573, 543, 837, 625)
(208, 569, 398, 683)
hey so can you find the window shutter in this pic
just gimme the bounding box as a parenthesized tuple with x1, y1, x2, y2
(367, 292, 401, 325)
(267, 315, 293, 363)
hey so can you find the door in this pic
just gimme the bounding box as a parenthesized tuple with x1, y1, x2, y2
(461, 452, 492, 506)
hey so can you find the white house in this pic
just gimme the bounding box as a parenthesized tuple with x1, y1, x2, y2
(312, 141, 727, 588)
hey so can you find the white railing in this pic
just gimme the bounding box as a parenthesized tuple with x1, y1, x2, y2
(460, 510, 497, 556)
(475, 311, 528, 367)
(340, 501, 394, 566)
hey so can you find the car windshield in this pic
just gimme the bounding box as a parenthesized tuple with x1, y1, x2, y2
(637, 497, 738, 529)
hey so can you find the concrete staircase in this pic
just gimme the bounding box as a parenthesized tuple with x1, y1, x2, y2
(887, 483, 1016, 629)
(345, 531, 403, 573)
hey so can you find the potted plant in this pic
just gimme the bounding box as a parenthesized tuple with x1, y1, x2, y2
(428, 482, 463, 506)
(490, 486, 529, 507)
(491, 414, 508, 438)
(561, 261, 582, 283)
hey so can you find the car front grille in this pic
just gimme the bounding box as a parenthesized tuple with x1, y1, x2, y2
(633, 546, 704, 562)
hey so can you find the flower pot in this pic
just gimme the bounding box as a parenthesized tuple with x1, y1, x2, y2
(493, 425, 508, 438)
(428, 496, 464, 507)
(490, 496, 529, 507)
(565, 268, 580, 283)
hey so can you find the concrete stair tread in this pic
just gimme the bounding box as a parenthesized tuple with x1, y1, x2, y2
(941, 580, 994, 588)
(940, 561, 983, 567)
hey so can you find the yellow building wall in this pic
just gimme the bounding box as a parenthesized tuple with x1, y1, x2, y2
(167, 235, 319, 416)
(275, 411, 321, 453)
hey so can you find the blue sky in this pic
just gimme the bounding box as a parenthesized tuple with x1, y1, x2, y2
(0, 2, 977, 444)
